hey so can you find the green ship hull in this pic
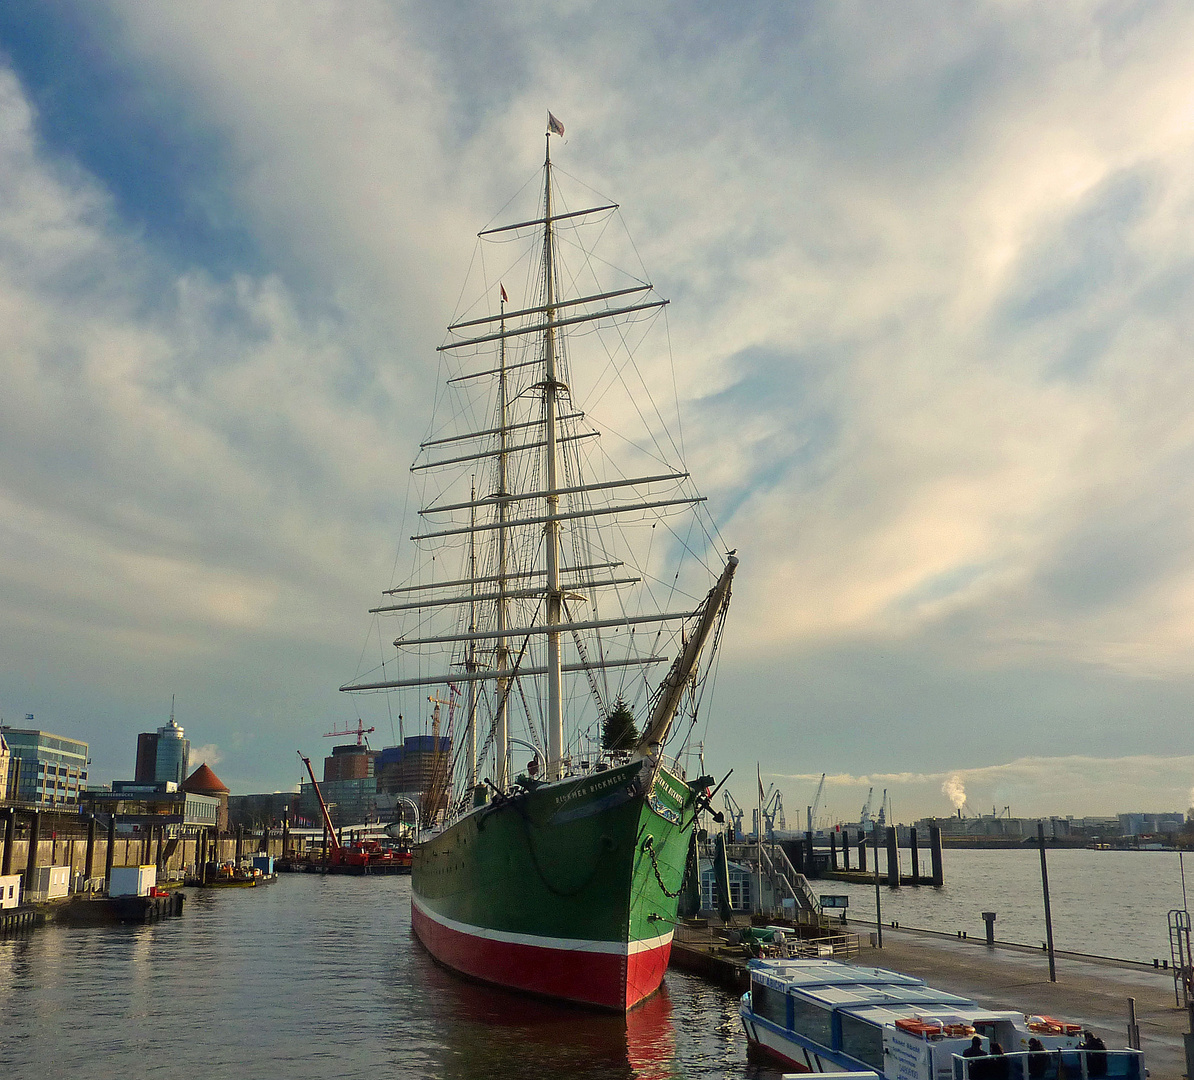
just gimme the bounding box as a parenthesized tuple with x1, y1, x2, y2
(411, 758, 696, 1010)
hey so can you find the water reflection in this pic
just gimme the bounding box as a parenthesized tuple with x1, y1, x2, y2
(1, 875, 784, 1080)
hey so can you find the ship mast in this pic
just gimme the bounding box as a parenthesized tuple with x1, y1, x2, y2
(541, 132, 565, 781)
(466, 477, 477, 790)
(495, 288, 510, 789)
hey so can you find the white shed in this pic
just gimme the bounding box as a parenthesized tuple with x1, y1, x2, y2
(0, 873, 20, 909)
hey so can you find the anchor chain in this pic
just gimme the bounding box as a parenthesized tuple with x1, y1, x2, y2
(641, 834, 683, 898)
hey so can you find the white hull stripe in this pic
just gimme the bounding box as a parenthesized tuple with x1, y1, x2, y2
(412, 893, 674, 956)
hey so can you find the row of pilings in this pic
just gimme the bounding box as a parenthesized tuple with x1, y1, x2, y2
(793, 824, 945, 886)
(0, 806, 308, 893)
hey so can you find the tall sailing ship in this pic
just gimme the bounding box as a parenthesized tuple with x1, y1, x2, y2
(342, 119, 736, 1011)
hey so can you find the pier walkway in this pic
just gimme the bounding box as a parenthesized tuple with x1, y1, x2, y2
(852, 923, 1189, 1080)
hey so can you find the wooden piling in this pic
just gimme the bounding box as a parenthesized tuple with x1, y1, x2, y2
(929, 824, 944, 887)
(1, 807, 14, 876)
(86, 815, 97, 882)
(829, 831, 837, 869)
(885, 827, 899, 888)
(858, 830, 867, 872)
(25, 810, 40, 888)
(909, 827, 920, 882)
(105, 814, 116, 888)
(842, 830, 850, 870)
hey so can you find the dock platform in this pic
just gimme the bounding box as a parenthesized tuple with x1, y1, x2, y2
(833, 923, 1185, 1080)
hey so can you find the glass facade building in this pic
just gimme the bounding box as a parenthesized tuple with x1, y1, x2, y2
(0, 726, 89, 807)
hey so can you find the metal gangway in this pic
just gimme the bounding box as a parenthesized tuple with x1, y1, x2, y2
(727, 841, 821, 915)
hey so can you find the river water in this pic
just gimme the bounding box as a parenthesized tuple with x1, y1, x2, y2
(819, 847, 1191, 964)
(0, 873, 773, 1080)
(0, 849, 1187, 1078)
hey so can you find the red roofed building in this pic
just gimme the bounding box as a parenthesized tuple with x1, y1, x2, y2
(182, 763, 229, 832)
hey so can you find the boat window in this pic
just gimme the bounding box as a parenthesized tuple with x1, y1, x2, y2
(790, 996, 833, 1046)
(751, 981, 788, 1028)
(840, 1014, 884, 1069)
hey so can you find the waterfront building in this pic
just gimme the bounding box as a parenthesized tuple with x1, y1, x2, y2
(699, 857, 755, 912)
(299, 775, 377, 828)
(134, 709, 191, 786)
(323, 742, 377, 781)
(0, 725, 89, 808)
(1119, 812, 1186, 836)
(228, 791, 300, 829)
(375, 735, 451, 820)
(81, 780, 219, 837)
(180, 763, 230, 832)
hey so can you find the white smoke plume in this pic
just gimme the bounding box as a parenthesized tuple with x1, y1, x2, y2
(1188, 785, 1194, 811)
(189, 744, 223, 769)
(942, 774, 967, 811)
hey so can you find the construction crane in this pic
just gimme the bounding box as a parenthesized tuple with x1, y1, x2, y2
(723, 790, 746, 840)
(807, 772, 826, 833)
(876, 788, 889, 829)
(324, 719, 375, 746)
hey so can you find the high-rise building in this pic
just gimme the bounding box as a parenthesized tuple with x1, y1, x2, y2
(133, 706, 190, 786)
(0, 725, 89, 808)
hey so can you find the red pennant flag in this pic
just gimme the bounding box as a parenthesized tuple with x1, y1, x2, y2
(500, 284, 508, 303)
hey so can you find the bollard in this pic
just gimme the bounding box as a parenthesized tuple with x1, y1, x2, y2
(1127, 997, 1140, 1050)
(25, 810, 41, 890)
(886, 827, 899, 887)
(909, 827, 920, 882)
(84, 815, 97, 884)
(982, 911, 996, 948)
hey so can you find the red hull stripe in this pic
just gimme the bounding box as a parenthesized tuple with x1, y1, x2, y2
(412, 896, 673, 1009)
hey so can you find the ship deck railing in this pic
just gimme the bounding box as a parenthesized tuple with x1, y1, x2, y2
(952, 1048, 1144, 1080)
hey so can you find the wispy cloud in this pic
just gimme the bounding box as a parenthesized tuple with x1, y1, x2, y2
(2, 5, 1194, 806)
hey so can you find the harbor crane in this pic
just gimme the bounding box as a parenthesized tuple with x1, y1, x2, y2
(860, 787, 875, 832)
(723, 790, 746, 840)
(807, 772, 826, 833)
(760, 785, 786, 839)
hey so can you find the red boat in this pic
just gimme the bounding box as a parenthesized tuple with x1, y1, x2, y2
(299, 753, 412, 873)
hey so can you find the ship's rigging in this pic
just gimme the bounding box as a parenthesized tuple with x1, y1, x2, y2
(342, 132, 733, 825)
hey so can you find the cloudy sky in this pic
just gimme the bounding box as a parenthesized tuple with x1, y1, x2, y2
(2, 2, 1194, 821)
